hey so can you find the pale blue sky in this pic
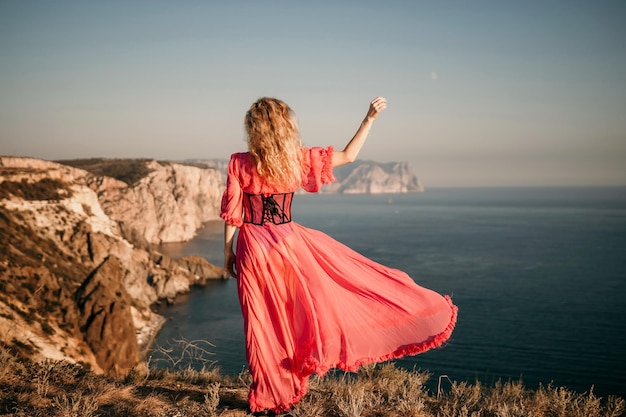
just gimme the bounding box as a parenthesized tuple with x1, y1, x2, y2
(1, 1, 625, 186)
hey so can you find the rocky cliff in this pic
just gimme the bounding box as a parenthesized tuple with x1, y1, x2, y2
(323, 161, 424, 194)
(59, 158, 224, 244)
(0, 157, 227, 377)
(190, 158, 424, 194)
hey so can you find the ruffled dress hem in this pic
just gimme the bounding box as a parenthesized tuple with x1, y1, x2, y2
(249, 295, 458, 414)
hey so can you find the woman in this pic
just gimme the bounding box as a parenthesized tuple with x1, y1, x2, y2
(221, 97, 457, 414)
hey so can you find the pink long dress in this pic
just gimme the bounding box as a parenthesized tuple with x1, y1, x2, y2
(220, 146, 457, 413)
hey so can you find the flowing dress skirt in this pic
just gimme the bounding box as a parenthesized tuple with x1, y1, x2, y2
(235, 221, 458, 413)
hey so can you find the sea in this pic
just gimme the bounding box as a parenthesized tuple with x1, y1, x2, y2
(152, 187, 626, 398)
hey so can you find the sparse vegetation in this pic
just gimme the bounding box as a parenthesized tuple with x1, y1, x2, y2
(0, 206, 90, 319)
(151, 337, 217, 369)
(0, 178, 72, 201)
(57, 158, 155, 185)
(0, 343, 622, 417)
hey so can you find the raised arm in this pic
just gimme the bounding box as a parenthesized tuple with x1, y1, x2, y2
(332, 97, 387, 167)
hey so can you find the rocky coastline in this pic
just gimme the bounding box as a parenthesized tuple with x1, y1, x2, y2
(0, 156, 228, 376)
(0, 155, 423, 377)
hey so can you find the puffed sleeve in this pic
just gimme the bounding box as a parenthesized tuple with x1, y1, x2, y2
(220, 154, 244, 227)
(301, 146, 336, 193)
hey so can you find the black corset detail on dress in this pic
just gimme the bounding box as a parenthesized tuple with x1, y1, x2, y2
(243, 192, 293, 225)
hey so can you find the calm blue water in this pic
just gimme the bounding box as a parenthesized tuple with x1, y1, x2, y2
(153, 187, 626, 397)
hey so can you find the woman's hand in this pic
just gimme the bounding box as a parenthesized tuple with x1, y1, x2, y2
(224, 249, 236, 277)
(365, 96, 387, 122)
(224, 223, 238, 277)
(332, 96, 388, 167)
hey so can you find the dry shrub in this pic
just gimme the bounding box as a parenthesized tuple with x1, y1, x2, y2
(432, 378, 626, 417)
(175, 365, 222, 386)
(338, 386, 371, 416)
(125, 360, 150, 385)
(481, 379, 528, 417)
(53, 391, 99, 417)
(151, 337, 217, 369)
(432, 379, 484, 417)
(0, 345, 26, 385)
(146, 366, 170, 382)
(369, 364, 429, 416)
(234, 368, 253, 387)
(290, 391, 328, 417)
(203, 382, 220, 415)
(94, 384, 137, 409)
(540, 385, 612, 417)
(144, 364, 221, 389)
(130, 393, 172, 417)
(289, 363, 431, 417)
(607, 396, 626, 417)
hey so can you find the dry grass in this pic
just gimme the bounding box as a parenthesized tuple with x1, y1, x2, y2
(0, 345, 623, 417)
(0, 178, 72, 201)
(57, 158, 154, 186)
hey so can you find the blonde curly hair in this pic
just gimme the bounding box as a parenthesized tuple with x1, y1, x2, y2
(245, 97, 303, 188)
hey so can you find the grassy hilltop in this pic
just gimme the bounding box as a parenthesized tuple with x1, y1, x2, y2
(1, 345, 623, 417)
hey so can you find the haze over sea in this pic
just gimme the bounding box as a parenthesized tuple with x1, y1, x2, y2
(154, 186, 626, 397)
